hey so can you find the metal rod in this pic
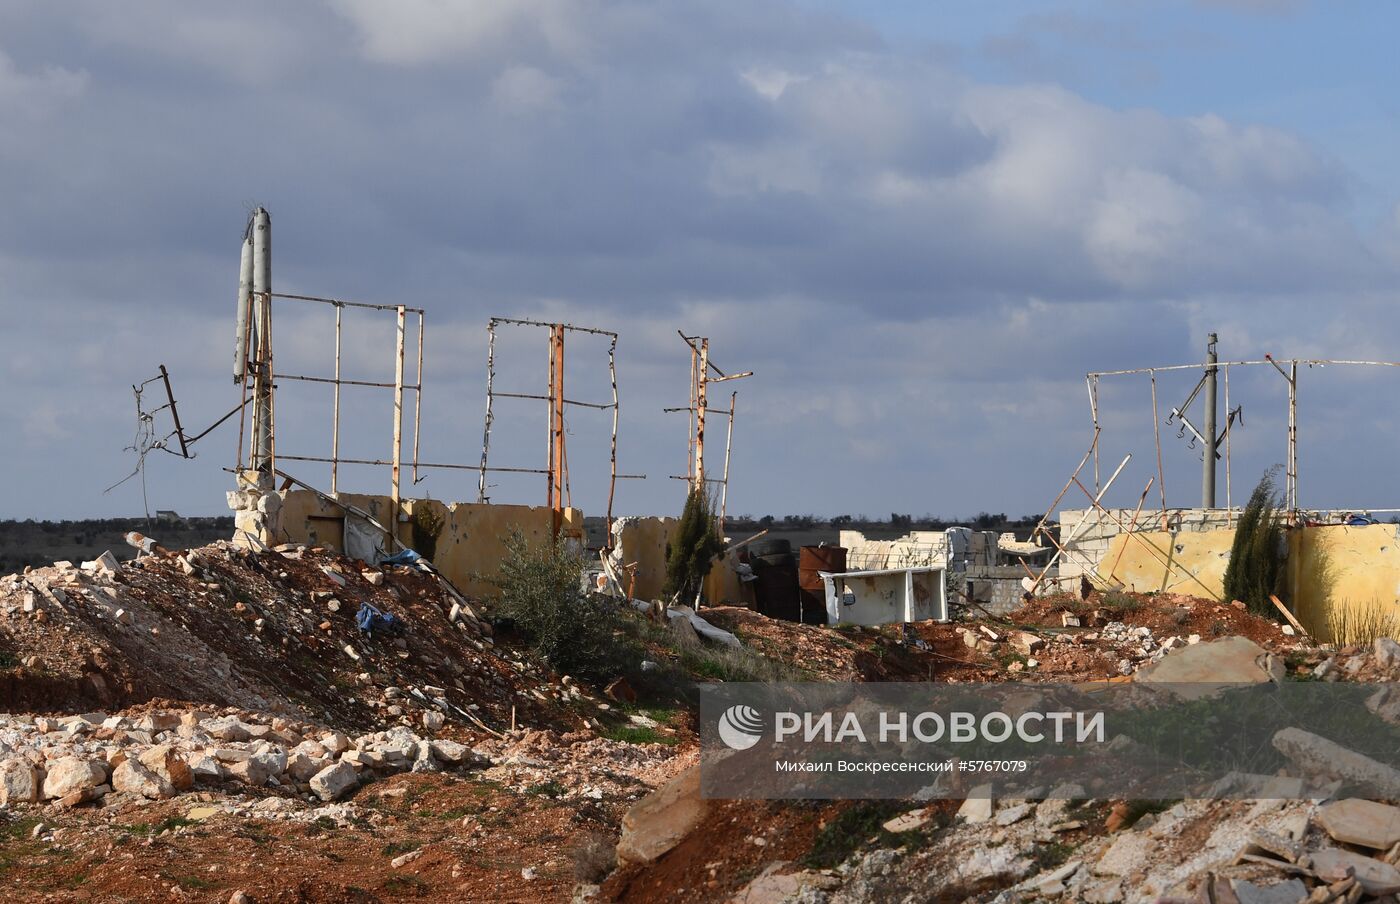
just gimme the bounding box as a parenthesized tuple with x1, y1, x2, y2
(331, 303, 342, 494)
(157, 365, 190, 458)
(1223, 364, 1232, 525)
(492, 391, 613, 409)
(552, 325, 566, 527)
(479, 321, 496, 502)
(1091, 357, 1400, 378)
(1149, 371, 1167, 520)
(1087, 375, 1100, 493)
(695, 338, 708, 490)
(391, 304, 405, 524)
(719, 391, 735, 534)
(272, 292, 423, 314)
(1030, 428, 1099, 544)
(489, 316, 616, 337)
(1203, 332, 1218, 508)
(273, 374, 416, 390)
(412, 310, 424, 485)
(1290, 361, 1298, 512)
(1029, 452, 1131, 593)
(1104, 476, 1154, 584)
(545, 325, 557, 514)
(607, 335, 619, 537)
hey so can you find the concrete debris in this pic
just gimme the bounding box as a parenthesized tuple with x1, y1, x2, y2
(1315, 798, 1400, 850)
(616, 764, 706, 866)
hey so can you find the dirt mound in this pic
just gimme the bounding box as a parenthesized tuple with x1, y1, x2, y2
(0, 542, 589, 734)
(1009, 590, 1296, 650)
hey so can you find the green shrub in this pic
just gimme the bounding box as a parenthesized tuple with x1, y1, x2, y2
(410, 505, 444, 561)
(1223, 470, 1285, 618)
(664, 488, 724, 603)
(494, 530, 632, 682)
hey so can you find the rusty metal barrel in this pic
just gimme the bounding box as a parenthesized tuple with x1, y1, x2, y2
(798, 546, 846, 625)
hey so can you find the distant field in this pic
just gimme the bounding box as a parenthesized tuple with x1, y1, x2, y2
(0, 518, 234, 573)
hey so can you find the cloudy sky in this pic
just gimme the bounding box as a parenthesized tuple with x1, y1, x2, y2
(4, 0, 1400, 522)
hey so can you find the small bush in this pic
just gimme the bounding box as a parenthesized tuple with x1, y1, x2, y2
(1223, 470, 1285, 618)
(1099, 591, 1143, 615)
(573, 832, 617, 882)
(494, 530, 633, 683)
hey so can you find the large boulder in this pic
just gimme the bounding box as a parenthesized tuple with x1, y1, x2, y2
(112, 759, 176, 800)
(309, 762, 359, 801)
(138, 745, 194, 791)
(0, 759, 43, 805)
(617, 764, 708, 866)
(41, 757, 107, 800)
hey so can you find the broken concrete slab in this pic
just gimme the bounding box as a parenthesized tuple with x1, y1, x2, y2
(1134, 636, 1273, 699)
(1308, 847, 1400, 895)
(1316, 798, 1400, 850)
(617, 764, 707, 866)
(1273, 727, 1400, 798)
(1226, 877, 1307, 904)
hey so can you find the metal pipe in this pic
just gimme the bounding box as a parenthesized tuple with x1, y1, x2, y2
(719, 391, 735, 534)
(391, 305, 406, 523)
(1087, 375, 1100, 493)
(234, 230, 253, 383)
(1223, 364, 1232, 525)
(412, 311, 424, 484)
(695, 338, 708, 490)
(478, 321, 496, 502)
(606, 336, 619, 536)
(1203, 332, 1218, 508)
(251, 207, 273, 485)
(1149, 371, 1167, 519)
(331, 304, 342, 495)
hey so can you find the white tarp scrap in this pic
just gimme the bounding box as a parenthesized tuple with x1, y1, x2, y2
(629, 599, 741, 648)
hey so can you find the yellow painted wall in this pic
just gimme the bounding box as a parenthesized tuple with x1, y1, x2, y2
(1094, 522, 1400, 641)
(272, 490, 584, 598)
(1095, 528, 1231, 601)
(1288, 524, 1400, 641)
(612, 517, 748, 605)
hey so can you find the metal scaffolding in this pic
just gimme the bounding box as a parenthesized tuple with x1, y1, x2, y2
(663, 331, 751, 532)
(476, 317, 641, 535)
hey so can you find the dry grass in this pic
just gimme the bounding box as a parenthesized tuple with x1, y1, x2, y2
(1323, 597, 1400, 646)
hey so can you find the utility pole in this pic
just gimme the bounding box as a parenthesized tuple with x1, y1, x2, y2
(1202, 332, 1218, 508)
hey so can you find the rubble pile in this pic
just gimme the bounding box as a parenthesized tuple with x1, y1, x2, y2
(719, 792, 1400, 903)
(0, 705, 487, 811)
(0, 541, 602, 733)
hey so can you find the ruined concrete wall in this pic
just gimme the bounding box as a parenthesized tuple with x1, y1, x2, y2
(1057, 508, 1240, 580)
(610, 516, 747, 605)
(1095, 528, 1233, 600)
(232, 489, 584, 599)
(1289, 523, 1400, 641)
(955, 565, 1032, 617)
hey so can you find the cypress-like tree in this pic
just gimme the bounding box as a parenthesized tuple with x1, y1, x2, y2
(1222, 469, 1285, 617)
(664, 487, 724, 603)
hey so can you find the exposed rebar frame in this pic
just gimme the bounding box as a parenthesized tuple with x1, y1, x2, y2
(663, 331, 752, 531)
(236, 290, 428, 514)
(476, 317, 639, 537)
(1085, 355, 1400, 520)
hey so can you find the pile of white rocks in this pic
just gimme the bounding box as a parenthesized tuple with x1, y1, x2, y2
(0, 708, 481, 810)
